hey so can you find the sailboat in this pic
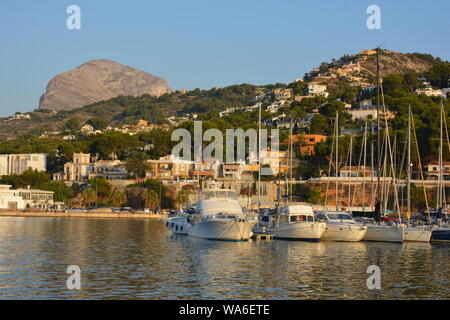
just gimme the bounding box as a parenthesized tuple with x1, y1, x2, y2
(316, 111, 367, 241)
(262, 119, 327, 241)
(363, 105, 432, 242)
(431, 100, 450, 243)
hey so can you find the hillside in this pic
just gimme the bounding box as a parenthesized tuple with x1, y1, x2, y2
(304, 49, 436, 87)
(0, 84, 259, 138)
(1, 49, 448, 139)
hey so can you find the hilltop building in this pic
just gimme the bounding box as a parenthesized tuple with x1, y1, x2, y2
(307, 83, 329, 97)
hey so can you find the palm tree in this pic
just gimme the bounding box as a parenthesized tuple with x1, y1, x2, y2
(125, 151, 152, 179)
(175, 188, 190, 210)
(146, 189, 159, 212)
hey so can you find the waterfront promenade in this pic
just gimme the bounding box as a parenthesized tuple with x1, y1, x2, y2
(0, 211, 166, 219)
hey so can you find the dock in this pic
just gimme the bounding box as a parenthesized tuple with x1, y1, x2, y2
(252, 233, 274, 240)
(0, 211, 167, 220)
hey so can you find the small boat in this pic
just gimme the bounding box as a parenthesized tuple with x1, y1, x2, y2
(260, 205, 326, 241)
(171, 189, 257, 241)
(363, 222, 403, 243)
(315, 211, 367, 242)
(166, 213, 190, 235)
(358, 218, 432, 243)
(431, 223, 450, 243)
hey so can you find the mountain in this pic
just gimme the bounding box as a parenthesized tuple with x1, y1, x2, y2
(38, 59, 171, 111)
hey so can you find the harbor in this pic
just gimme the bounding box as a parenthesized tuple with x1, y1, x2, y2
(0, 0, 449, 304)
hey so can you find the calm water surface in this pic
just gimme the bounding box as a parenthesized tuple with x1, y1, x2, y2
(0, 217, 448, 299)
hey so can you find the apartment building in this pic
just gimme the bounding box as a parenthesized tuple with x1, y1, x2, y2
(0, 154, 47, 176)
(63, 153, 93, 183)
(89, 160, 128, 180)
(427, 162, 450, 180)
(147, 155, 193, 180)
(308, 83, 329, 97)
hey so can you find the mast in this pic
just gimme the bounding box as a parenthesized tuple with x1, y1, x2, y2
(335, 111, 339, 211)
(438, 100, 444, 209)
(258, 102, 262, 211)
(362, 121, 368, 212)
(348, 136, 353, 210)
(376, 48, 382, 215)
(289, 118, 294, 204)
(407, 105, 412, 221)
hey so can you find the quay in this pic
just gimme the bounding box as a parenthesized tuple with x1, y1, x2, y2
(252, 233, 274, 240)
(0, 211, 167, 219)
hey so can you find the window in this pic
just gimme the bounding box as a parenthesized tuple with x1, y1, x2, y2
(317, 214, 325, 220)
(327, 213, 353, 220)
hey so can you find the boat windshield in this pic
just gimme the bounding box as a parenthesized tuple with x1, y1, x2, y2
(290, 215, 314, 222)
(200, 190, 238, 200)
(327, 213, 353, 220)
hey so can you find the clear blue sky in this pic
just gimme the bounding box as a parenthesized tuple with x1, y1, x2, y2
(0, 0, 449, 117)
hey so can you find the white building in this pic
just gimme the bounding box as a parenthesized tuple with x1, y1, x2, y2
(308, 83, 329, 97)
(63, 153, 93, 183)
(415, 87, 445, 98)
(348, 108, 395, 121)
(89, 160, 128, 180)
(17, 187, 54, 210)
(0, 154, 47, 176)
(0, 185, 26, 210)
(80, 124, 94, 134)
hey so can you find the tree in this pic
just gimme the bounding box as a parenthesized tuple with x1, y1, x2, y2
(309, 114, 329, 134)
(125, 151, 152, 178)
(0, 168, 51, 189)
(64, 118, 80, 133)
(86, 118, 109, 130)
(175, 188, 190, 210)
(146, 189, 160, 211)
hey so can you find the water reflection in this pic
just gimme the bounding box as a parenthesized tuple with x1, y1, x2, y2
(0, 217, 448, 299)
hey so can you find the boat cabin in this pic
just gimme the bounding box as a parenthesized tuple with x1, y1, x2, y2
(316, 211, 356, 223)
(263, 205, 316, 228)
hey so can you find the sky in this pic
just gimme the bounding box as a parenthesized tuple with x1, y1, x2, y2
(0, 0, 449, 117)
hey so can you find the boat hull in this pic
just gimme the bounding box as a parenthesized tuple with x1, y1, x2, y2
(166, 217, 190, 235)
(188, 219, 257, 241)
(271, 222, 326, 241)
(403, 227, 432, 243)
(431, 228, 450, 243)
(321, 224, 367, 242)
(364, 225, 403, 243)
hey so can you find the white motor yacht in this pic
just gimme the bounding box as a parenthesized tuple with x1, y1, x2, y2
(260, 205, 326, 241)
(315, 211, 367, 242)
(186, 189, 257, 241)
(166, 213, 191, 235)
